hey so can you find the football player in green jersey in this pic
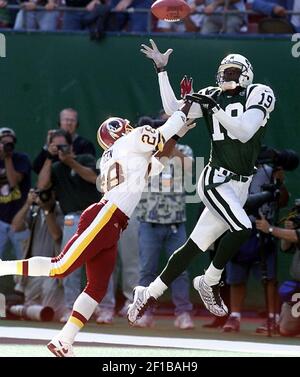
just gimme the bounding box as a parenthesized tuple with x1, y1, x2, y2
(127, 39, 275, 324)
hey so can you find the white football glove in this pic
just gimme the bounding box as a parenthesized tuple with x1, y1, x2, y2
(176, 119, 196, 138)
(140, 39, 173, 71)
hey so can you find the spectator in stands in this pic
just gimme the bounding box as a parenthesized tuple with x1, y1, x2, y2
(62, 0, 109, 32)
(14, 0, 59, 31)
(33, 108, 95, 175)
(37, 129, 100, 322)
(133, 117, 195, 329)
(184, 0, 205, 31)
(252, 0, 300, 31)
(155, 19, 187, 33)
(256, 200, 300, 336)
(95, 211, 139, 323)
(222, 165, 287, 334)
(0, 127, 31, 262)
(156, 0, 204, 32)
(107, 0, 152, 32)
(200, 0, 246, 34)
(0, 0, 13, 28)
(9, 188, 65, 321)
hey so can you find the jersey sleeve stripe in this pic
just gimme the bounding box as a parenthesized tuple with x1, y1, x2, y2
(157, 131, 165, 152)
(247, 104, 267, 118)
(246, 84, 258, 101)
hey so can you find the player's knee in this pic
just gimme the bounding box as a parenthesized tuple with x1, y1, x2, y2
(51, 270, 70, 279)
(234, 228, 252, 243)
(49, 259, 72, 279)
(84, 284, 106, 303)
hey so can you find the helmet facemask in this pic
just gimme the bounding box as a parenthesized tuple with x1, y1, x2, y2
(217, 54, 253, 91)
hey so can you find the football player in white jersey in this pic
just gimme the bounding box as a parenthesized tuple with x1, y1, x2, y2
(127, 39, 276, 324)
(0, 100, 195, 357)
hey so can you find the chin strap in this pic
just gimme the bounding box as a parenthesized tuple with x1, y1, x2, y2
(220, 81, 238, 91)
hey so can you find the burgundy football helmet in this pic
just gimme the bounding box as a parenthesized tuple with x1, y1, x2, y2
(97, 117, 133, 150)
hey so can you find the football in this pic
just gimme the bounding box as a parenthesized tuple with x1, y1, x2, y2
(151, 0, 191, 22)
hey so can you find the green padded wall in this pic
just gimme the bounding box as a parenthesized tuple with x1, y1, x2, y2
(0, 33, 299, 305)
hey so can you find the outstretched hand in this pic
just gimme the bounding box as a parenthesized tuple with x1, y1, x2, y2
(140, 39, 173, 71)
(180, 75, 193, 98)
(177, 118, 197, 138)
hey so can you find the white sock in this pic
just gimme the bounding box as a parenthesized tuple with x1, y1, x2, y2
(148, 277, 168, 299)
(57, 292, 98, 345)
(0, 257, 51, 277)
(204, 262, 223, 286)
(230, 312, 241, 320)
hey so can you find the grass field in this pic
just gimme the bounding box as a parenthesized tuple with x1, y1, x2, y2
(0, 316, 299, 357)
(0, 343, 264, 357)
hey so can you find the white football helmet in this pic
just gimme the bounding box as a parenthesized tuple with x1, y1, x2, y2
(216, 54, 253, 90)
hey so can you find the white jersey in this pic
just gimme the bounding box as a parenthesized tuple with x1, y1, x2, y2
(158, 71, 275, 143)
(99, 111, 187, 217)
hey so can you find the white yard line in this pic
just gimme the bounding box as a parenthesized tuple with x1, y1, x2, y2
(0, 326, 299, 356)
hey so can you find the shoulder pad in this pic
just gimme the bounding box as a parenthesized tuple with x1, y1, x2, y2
(246, 83, 275, 101)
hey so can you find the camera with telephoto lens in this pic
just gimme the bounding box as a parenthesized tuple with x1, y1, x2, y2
(244, 182, 280, 217)
(287, 199, 300, 229)
(245, 146, 300, 218)
(56, 144, 71, 154)
(257, 145, 299, 171)
(3, 142, 15, 153)
(34, 187, 53, 203)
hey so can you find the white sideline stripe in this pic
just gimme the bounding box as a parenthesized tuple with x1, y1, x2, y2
(0, 326, 299, 356)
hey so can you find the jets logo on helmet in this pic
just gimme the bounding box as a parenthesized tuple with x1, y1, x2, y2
(97, 117, 133, 150)
(217, 53, 254, 90)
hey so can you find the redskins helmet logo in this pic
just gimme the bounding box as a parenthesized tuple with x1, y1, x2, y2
(97, 117, 132, 151)
(107, 119, 124, 134)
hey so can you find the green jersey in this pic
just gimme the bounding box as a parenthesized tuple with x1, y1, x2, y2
(200, 84, 275, 176)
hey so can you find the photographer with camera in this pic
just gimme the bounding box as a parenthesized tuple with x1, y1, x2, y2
(221, 145, 300, 334)
(221, 163, 284, 333)
(0, 127, 31, 263)
(8, 188, 65, 321)
(32, 108, 96, 175)
(37, 129, 100, 322)
(256, 200, 300, 336)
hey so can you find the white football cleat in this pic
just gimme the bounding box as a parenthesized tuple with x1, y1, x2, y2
(47, 338, 74, 357)
(127, 286, 156, 325)
(193, 275, 228, 317)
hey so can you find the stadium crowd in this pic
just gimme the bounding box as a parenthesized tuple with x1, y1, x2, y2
(0, 0, 298, 34)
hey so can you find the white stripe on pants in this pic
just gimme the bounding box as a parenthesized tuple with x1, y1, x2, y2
(190, 165, 252, 251)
